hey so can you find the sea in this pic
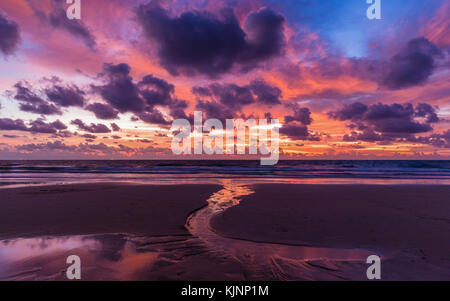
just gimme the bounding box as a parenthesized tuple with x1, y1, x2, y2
(1, 160, 450, 187)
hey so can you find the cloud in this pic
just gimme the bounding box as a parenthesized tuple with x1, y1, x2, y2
(138, 107, 171, 125)
(0, 11, 20, 55)
(110, 123, 120, 131)
(26, 0, 96, 50)
(284, 106, 312, 125)
(0, 118, 28, 131)
(94, 63, 145, 113)
(406, 130, 450, 148)
(383, 37, 443, 90)
(29, 119, 67, 133)
(0, 118, 67, 134)
(280, 106, 316, 140)
(330, 102, 440, 141)
(13, 82, 62, 115)
(86, 103, 119, 120)
(17, 141, 77, 152)
(81, 134, 97, 140)
(71, 119, 111, 133)
(138, 75, 175, 106)
(136, 5, 285, 77)
(328, 102, 369, 122)
(195, 100, 238, 121)
(44, 84, 86, 107)
(193, 80, 282, 110)
(95, 63, 190, 125)
(249, 80, 282, 105)
(279, 123, 309, 139)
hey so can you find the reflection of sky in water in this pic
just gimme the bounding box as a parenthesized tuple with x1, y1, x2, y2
(0, 235, 158, 281)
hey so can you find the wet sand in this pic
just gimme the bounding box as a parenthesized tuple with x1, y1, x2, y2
(211, 184, 450, 280)
(0, 183, 221, 240)
(0, 183, 248, 281)
(1, 183, 450, 280)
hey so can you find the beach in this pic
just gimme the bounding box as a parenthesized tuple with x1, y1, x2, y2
(1, 182, 449, 280)
(211, 184, 450, 280)
(0, 183, 220, 239)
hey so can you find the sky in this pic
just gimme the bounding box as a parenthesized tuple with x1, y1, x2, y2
(0, 0, 449, 160)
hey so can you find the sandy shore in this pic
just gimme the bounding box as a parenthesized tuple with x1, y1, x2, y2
(1, 183, 450, 280)
(0, 183, 220, 240)
(211, 184, 450, 280)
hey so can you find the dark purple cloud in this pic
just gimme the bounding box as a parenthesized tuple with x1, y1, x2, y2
(280, 106, 316, 140)
(19, 102, 62, 115)
(328, 102, 368, 122)
(29, 119, 67, 134)
(415, 103, 439, 123)
(0, 12, 20, 55)
(249, 80, 282, 105)
(0, 118, 28, 131)
(3, 134, 20, 138)
(86, 103, 119, 120)
(195, 100, 237, 121)
(71, 119, 111, 133)
(279, 123, 309, 139)
(138, 107, 171, 125)
(406, 130, 450, 148)
(44, 84, 86, 107)
(330, 102, 440, 141)
(26, 0, 96, 50)
(0, 118, 68, 134)
(136, 5, 285, 77)
(13, 82, 62, 115)
(284, 106, 312, 125)
(193, 80, 282, 110)
(383, 37, 443, 90)
(81, 134, 97, 140)
(17, 141, 77, 152)
(110, 123, 120, 131)
(94, 63, 144, 113)
(95, 63, 190, 124)
(138, 75, 175, 106)
(343, 130, 383, 142)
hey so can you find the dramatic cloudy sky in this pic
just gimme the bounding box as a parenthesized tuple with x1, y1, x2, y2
(0, 0, 449, 159)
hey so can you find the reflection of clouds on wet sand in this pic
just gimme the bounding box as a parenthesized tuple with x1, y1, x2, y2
(0, 235, 158, 281)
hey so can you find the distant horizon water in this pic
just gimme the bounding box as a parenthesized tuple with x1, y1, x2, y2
(1, 160, 450, 187)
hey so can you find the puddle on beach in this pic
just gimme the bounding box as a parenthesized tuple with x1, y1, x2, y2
(0, 234, 160, 281)
(0, 180, 377, 281)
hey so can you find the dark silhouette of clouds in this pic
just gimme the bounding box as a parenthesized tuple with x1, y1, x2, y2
(138, 75, 175, 106)
(284, 106, 312, 125)
(26, 0, 96, 50)
(136, 5, 285, 77)
(13, 82, 62, 115)
(383, 37, 443, 90)
(193, 80, 282, 111)
(95, 63, 190, 125)
(0, 118, 67, 134)
(71, 119, 111, 133)
(29, 119, 67, 133)
(110, 123, 120, 131)
(95, 63, 145, 113)
(0, 12, 20, 55)
(280, 106, 316, 140)
(44, 84, 86, 107)
(86, 103, 119, 120)
(330, 102, 440, 141)
(0, 118, 28, 131)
